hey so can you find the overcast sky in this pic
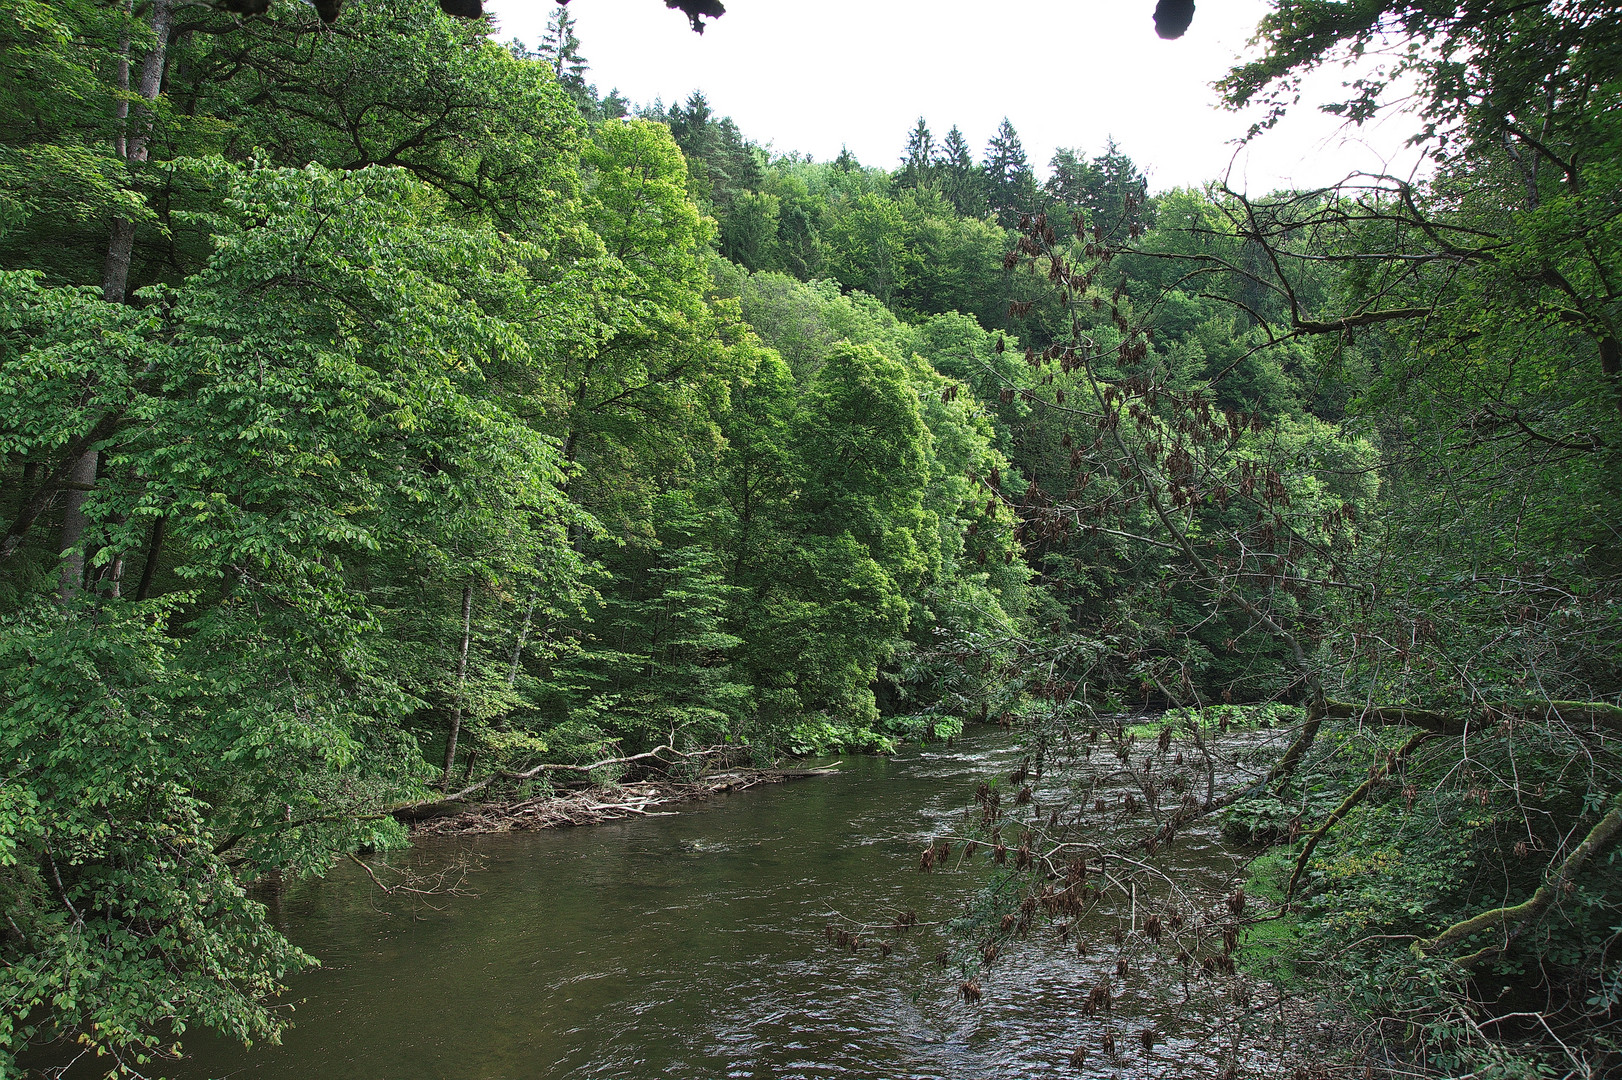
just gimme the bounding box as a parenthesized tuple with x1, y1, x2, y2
(486, 0, 1428, 194)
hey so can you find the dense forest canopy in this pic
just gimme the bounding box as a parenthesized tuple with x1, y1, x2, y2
(1, 0, 1618, 1076)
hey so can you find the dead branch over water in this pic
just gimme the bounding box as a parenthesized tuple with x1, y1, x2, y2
(406, 768, 839, 837)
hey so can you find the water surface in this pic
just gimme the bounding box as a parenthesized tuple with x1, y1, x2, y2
(167, 733, 1254, 1079)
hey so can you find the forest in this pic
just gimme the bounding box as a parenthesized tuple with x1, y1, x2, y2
(1, 0, 1619, 1076)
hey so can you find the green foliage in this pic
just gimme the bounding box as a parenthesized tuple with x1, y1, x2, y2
(563, 506, 753, 749)
(0, 0, 620, 1054)
(9, 0, 1615, 1070)
(783, 717, 896, 757)
(1131, 702, 1303, 743)
(197, 0, 587, 233)
(706, 263, 1027, 734)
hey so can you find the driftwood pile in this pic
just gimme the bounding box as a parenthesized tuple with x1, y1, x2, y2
(408, 768, 835, 837)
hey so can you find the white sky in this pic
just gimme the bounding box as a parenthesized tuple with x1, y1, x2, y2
(486, 0, 1429, 194)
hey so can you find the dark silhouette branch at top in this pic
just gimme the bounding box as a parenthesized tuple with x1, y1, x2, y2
(557, 0, 726, 33)
(215, 0, 727, 28)
(1153, 0, 1195, 38)
(220, 0, 1195, 39)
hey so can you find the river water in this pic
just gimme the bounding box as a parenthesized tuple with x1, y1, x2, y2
(166, 732, 1259, 1079)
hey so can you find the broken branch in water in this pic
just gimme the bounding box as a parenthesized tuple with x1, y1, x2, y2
(407, 768, 838, 837)
(345, 851, 484, 898)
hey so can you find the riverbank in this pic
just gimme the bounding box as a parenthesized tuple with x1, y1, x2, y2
(403, 766, 840, 837)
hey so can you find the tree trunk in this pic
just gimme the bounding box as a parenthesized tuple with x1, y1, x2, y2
(441, 577, 475, 788)
(507, 596, 534, 688)
(104, 0, 173, 304)
(56, 451, 100, 599)
(113, 0, 131, 159)
(1602, 334, 1621, 414)
(96, 522, 128, 598)
(2, 410, 127, 561)
(135, 514, 166, 600)
(58, 0, 174, 598)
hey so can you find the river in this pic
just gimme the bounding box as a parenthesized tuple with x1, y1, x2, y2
(164, 730, 1259, 1079)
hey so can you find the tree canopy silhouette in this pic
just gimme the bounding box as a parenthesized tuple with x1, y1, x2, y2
(243, 0, 1196, 38)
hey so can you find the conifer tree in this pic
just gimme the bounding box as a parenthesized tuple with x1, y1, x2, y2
(982, 117, 1035, 227)
(936, 125, 984, 217)
(1046, 139, 1148, 238)
(537, 6, 588, 102)
(666, 92, 760, 211)
(601, 88, 630, 119)
(897, 117, 935, 189)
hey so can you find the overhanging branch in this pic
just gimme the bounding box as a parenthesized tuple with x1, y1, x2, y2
(1415, 795, 1622, 965)
(1286, 729, 1431, 899)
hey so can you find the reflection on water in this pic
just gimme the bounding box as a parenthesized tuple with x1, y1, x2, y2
(162, 732, 1251, 1080)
